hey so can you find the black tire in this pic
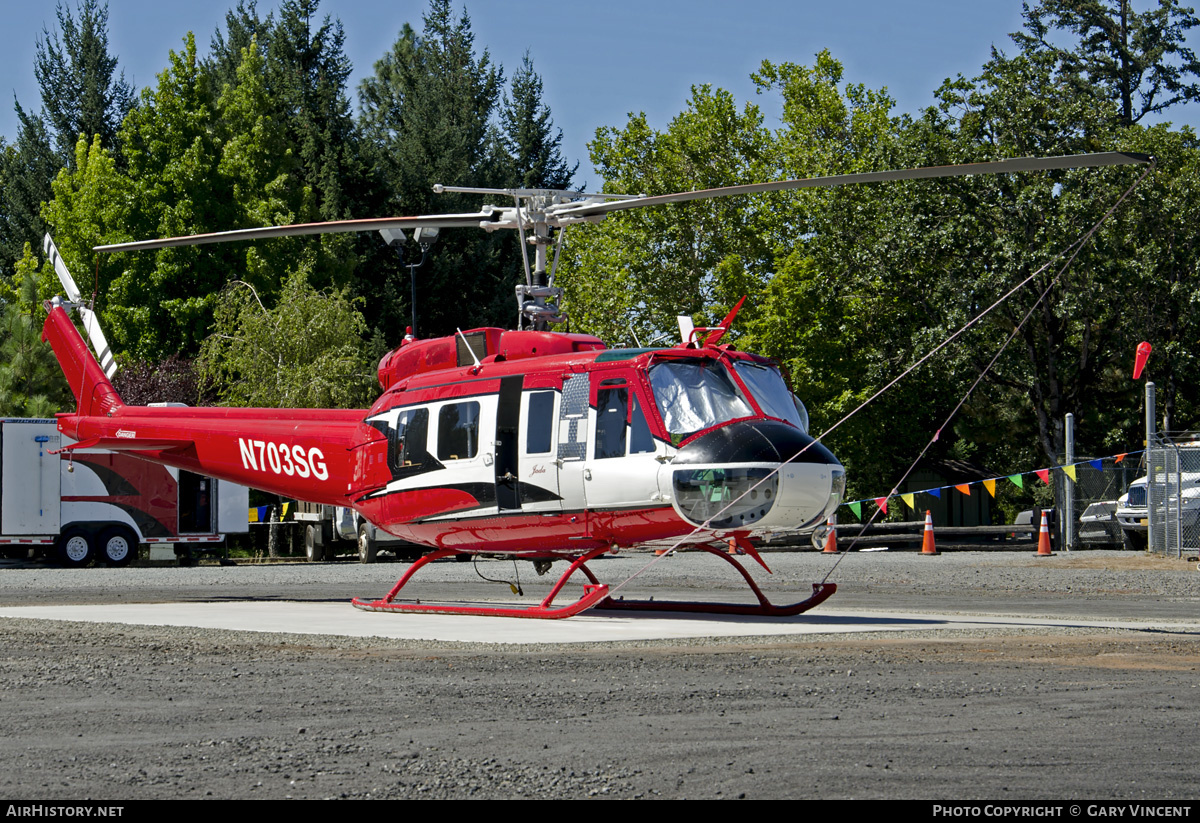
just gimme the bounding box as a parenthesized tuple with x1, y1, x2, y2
(358, 522, 377, 564)
(98, 526, 137, 567)
(305, 524, 325, 562)
(1124, 530, 1148, 551)
(56, 528, 94, 568)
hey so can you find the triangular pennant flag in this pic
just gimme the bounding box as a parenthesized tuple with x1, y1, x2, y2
(1036, 468, 1050, 484)
(1089, 459, 1103, 471)
(1063, 464, 1077, 481)
(928, 487, 942, 499)
(874, 497, 888, 514)
(848, 501, 862, 519)
(281, 502, 290, 519)
(1115, 453, 1126, 463)
(983, 478, 996, 497)
(955, 484, 971, 495)
(1008, 474, 1024, 489)
(902, 493, 915, 509)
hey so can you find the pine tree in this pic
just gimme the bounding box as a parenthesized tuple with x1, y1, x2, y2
(0, 110, 58, 275)
(358, 0, 515, 340)
(33, 0, 135, 164)
(501, 52, 577, 190)
(0, 267, 71, 417)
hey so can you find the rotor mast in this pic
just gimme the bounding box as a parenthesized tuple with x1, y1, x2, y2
(433, 184, 640, 331)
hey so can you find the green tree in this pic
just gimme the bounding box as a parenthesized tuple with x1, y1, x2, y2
(0, 109, 59, 276)
(208, 1, 274, 92)
(198, 266, 374, 408)
(0, 266, 72, 417)
(1014, 0, 1200, 126)
(34, 0, 135, 164)
(2, 1, 131, 279)
(358, 0, 513, 341)
(557, 82, 773, 346)
(501, 52, 577, 190)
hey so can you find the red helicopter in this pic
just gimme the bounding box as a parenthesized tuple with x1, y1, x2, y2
(41, 151, 1150, 618)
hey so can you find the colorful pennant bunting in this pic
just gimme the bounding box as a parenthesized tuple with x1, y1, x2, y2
(901, 493, 915, 509)
(1063, 464, 1077, 481)
(848, 501, 862, 519)
(1008, 474, 1024, 489)
(1089, 459, 1102, 471)
(955, 484, 971, 495)
(1036, 468, 1050, 484)
(983, 478, 996, 497)
(874, 497, 888, 514)
(929, 487, 941, 499)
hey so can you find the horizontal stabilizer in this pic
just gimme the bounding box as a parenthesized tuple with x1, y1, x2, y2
(50, 435, 194, 455)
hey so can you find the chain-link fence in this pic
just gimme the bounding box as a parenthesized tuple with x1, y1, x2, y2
(1054, 459, 1138, 548)
(1145, 432, 1200, 556)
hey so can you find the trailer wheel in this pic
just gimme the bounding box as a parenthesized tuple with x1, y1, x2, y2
(358, 522, 377, 564)
(99, 527, 137, 567)
(56, 528, 94, 568)
(305, 525, 325, 562)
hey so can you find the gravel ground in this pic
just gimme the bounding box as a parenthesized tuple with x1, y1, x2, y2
(1, 549, 1198, 799)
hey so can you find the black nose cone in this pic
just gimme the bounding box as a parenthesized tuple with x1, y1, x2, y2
(672, 420, 840, 467)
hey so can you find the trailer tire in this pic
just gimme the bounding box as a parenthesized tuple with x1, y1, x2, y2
(305, 525, 325, 562)
(56, 528, 94, 568)
(358, 522, 377, 564)
(99, 527, 137, 567)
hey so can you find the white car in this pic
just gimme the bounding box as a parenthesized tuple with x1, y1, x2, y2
(1114, 469, 1200, 549)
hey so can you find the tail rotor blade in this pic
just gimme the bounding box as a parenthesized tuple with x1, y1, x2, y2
(78, 307, 117, 379)
(43, 234, 83, 304)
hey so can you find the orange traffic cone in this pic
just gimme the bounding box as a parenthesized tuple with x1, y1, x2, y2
(920, 510, 938, 555)
(1036, 510, 1054, 556)
(822, 515, 838, 553)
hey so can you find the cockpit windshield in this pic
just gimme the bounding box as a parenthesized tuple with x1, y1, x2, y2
(648, 359, 753, 440)
(732, 361, 808, 432)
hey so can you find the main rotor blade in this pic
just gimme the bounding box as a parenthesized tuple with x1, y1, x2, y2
(93, 209, 504, 253)
(552, 152, 1154, 218)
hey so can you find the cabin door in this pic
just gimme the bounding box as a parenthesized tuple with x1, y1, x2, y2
(583, 369, 663, 527)
(495, 376, 523, 510)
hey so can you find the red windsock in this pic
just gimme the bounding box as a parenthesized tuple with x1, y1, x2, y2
(1133, 341, 1152, 379)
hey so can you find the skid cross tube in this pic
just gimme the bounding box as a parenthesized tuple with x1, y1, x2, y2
(351, 544, 836, 619)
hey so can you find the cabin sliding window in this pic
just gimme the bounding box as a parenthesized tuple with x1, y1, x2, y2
(594, 386, 629, 459)
(525, 391, 555, 455)
(389, 407, 430, 471)
(648, 359, 752, 440)
(438, 402, 479, 460)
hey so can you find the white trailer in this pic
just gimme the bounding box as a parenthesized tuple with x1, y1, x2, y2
(0, 418, 249, 566)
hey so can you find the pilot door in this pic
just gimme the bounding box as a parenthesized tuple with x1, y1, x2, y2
(582, 369, 663, 530)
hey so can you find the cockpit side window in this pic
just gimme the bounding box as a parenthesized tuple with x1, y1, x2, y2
(732, 360, 807, 432)
(629, 394, 655, 454)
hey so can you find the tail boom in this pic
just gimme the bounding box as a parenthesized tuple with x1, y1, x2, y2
(44, 302, 364, 505)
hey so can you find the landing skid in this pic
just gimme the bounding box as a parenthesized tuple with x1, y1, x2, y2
(351, 544, 836, 619)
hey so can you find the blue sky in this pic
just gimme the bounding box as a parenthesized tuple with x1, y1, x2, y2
(2, 0, 1197, 184)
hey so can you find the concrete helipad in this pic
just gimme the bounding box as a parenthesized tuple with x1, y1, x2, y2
(0, 600, 1192, 643)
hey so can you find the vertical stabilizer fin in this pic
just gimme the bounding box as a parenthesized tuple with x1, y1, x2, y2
(41, 301, 123, 418)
